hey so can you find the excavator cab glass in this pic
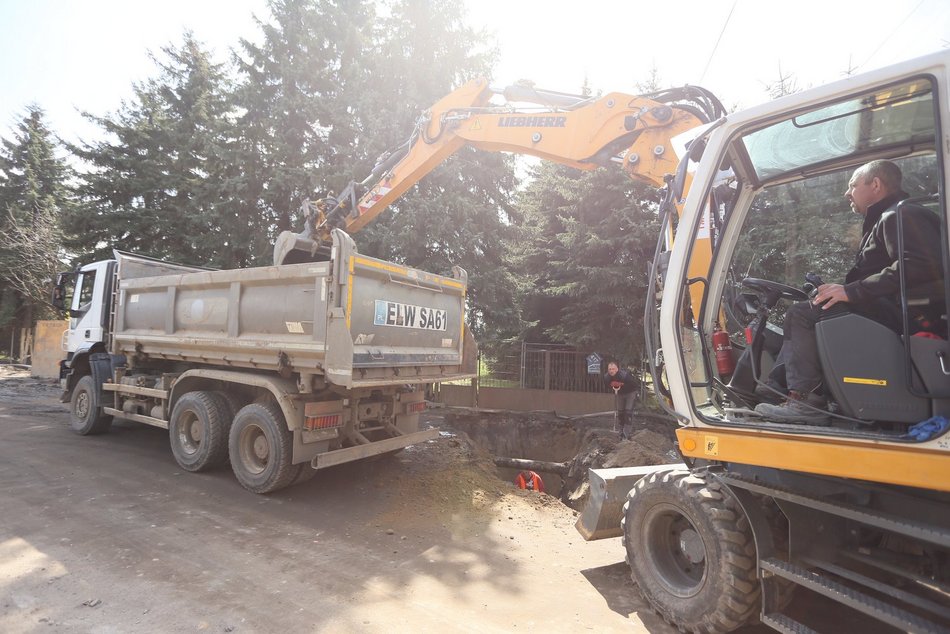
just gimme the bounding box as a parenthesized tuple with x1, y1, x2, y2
(674, 74, 948, 436)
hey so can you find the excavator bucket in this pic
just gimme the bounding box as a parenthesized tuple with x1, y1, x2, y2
(575, 464, 685, 541)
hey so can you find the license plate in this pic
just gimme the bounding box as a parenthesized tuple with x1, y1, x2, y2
(373, 300, 447, 331)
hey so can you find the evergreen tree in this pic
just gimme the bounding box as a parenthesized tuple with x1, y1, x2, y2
(232, 0, 377, 248)
(353, 0, 518, 342)
(507, 163, 660, 363)
(0, 106, 74, 354)
(66, 34, 240, 267)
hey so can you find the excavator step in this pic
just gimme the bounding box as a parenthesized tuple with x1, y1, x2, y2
(719, 473, 950, 548)
(805, 557, 950, 621)
(760, 558, 950, 634)
(761, 613, 818, 634)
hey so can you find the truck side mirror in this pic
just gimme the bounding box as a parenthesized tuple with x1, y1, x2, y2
(51, 273, 69, 312)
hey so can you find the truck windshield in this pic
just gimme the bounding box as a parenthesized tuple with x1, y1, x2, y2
(741, 78, 935, 182)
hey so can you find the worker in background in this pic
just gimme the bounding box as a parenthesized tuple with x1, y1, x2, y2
(604, 361, 640, 440)
(515, 470, 544, 492)
(756, 159, 943, 424)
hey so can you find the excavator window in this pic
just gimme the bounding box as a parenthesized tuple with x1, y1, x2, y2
(740, 78, 936, 184)
(676, 74, 948, 430)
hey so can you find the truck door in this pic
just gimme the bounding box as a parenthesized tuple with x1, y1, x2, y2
(66, 260, 114, 354)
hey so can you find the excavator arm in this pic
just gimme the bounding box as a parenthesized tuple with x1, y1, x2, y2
(273, 78, 724, 265)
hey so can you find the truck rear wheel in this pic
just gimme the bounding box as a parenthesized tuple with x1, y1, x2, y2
(69, 375, 113, 435)
(229, 402, 296, 494)
(622, 470, 759, 633)
(169, 391, 230, 472)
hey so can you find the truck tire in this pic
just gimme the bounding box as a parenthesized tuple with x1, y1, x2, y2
(229, 402, 296, 494)
(291, 463, 317, 485)
(212, 390, 246, 466)
(622, 470, 759, 633)
(168, 391, 230, 472)
(69, 375, 113, 435)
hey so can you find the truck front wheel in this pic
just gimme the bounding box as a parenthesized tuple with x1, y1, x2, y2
(69, 375, 113, 435)
(622, 470, 759, 633)
(169, 391, 230, 472)
(229, 402, 296, 494)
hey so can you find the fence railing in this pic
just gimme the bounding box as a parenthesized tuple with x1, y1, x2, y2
(475, 342, 613, 393)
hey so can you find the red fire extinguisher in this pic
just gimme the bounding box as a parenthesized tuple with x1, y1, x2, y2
(713, 325, 735, 376)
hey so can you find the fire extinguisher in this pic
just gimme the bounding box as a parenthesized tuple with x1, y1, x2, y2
(713, 325, 735, 376)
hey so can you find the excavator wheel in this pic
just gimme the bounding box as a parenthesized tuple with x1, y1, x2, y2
(621, 469, 760, 633)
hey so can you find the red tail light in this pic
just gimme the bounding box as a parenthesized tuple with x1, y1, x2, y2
(305, 413, 343, 430)
(404, 401, 427, 414)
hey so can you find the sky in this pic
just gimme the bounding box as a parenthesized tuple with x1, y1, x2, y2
(1, 0, 948, 146)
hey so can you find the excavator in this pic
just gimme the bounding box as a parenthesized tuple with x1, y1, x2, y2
(275, 54, 950, 633)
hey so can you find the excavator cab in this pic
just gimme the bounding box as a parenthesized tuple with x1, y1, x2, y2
(658, 69, 950, 437)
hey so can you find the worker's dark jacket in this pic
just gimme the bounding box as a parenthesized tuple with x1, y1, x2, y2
(604, 368, 639, 395)
(843, 191, 943, 307)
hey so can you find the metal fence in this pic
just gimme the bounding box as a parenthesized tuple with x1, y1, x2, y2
(478, 342, 611, 393)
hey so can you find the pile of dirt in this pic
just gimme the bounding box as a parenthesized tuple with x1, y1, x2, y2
(561, 419, 678, 512)
(371, 426, 576, 540)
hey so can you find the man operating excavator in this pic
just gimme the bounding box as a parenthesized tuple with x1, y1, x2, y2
(756, 159, 944, 424)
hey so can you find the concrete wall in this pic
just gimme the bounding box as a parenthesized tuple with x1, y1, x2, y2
(438, 384, 477, 408)
(31, 320, 67, 378)
(478, 387, 614, 416)
(436, 383, 614, 416)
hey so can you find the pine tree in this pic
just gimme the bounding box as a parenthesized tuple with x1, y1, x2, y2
(66, 34, 240, 267)
(0, 106, 74, 356)
(506, 162, 661, 363)
(353, 0, 518, 342)
(232, 0, 377, 248)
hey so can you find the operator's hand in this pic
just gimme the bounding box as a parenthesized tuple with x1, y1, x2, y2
(813, 283, 849, 309)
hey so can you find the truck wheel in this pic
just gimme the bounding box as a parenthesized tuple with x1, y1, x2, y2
(622, 470, 759, 633)
(69, 375, 113, 435)
(168, 391, 230, 472)
(291, 463, 317, 485)
(212, 390, 245, 466)
(229, 402, 296, 494)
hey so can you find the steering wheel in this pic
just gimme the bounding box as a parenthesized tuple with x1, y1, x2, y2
(741, 277, 807, 308)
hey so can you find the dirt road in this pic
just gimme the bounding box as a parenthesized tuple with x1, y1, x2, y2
(0, 370, 679, 633)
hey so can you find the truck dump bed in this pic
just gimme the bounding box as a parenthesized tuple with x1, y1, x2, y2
(113, 230, 476, 388)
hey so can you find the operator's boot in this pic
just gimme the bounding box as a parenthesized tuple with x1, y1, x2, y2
(754, 390, 830, 425)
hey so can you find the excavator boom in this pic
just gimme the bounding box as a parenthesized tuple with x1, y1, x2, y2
(273, 78, 723, 265)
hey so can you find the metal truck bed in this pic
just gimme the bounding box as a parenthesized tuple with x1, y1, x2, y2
(113, 230, 476, 388)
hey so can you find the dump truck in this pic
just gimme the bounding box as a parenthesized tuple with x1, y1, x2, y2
(577, 50, 950, 632)
(54, 229, 475, 493)
(54, 76, 722, 495)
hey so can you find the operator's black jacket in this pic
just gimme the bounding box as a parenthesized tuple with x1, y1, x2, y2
(843, 191, 943, 306)
(603, 368, 640, 395)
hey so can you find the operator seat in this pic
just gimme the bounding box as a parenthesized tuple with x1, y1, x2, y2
(815, 282, 949, 424)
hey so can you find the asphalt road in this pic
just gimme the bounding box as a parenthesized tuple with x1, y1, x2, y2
(0, 374, 670, 633)
(0, 373, 890, 633)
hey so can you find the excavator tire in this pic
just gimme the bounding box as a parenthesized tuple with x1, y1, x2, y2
(622, 469, 760, 633)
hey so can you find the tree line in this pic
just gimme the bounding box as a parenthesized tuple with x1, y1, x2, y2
(0, 0, 680, 368)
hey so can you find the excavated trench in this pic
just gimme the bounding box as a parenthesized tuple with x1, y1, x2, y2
(431, 408, 679, 511)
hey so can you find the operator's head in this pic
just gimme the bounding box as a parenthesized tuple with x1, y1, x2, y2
(607, 361, 620, 376)
(846, 160, 902, 216)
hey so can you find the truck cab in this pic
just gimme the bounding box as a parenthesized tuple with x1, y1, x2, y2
(63, 259, 114, 354)
(54, 259, 115, 394)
